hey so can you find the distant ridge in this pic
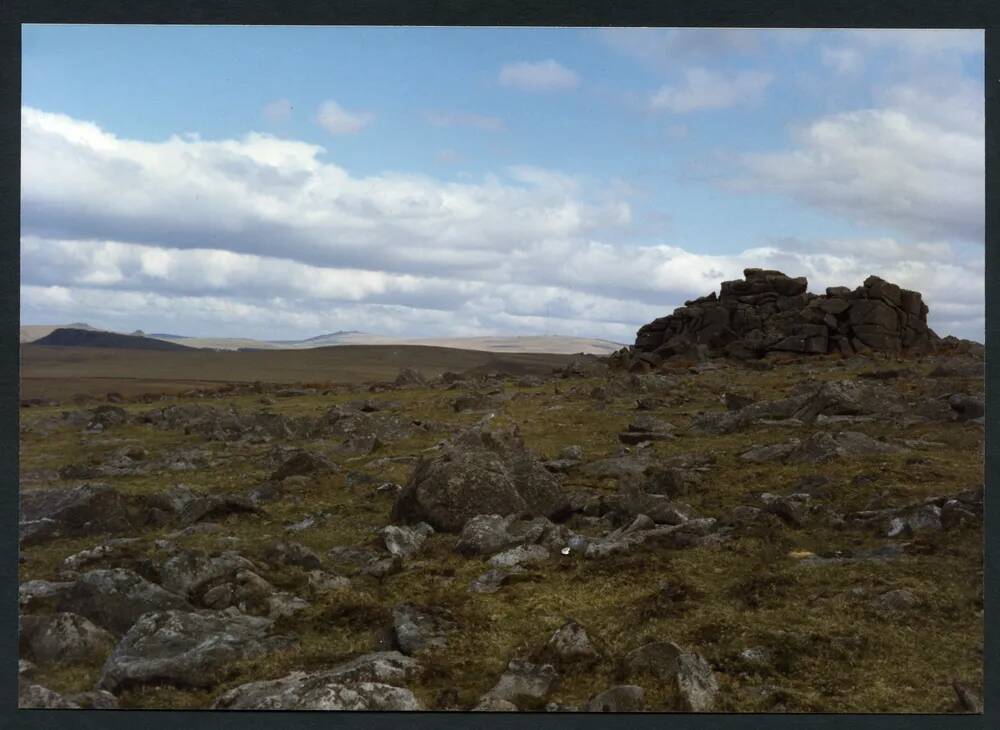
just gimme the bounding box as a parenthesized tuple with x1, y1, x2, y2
(20, 322, 99, 343)
(33, 328, 196, 351)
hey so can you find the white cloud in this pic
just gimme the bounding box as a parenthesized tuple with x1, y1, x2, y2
(423, 110, 505, 132)
(498, 60, 580, 92)
(727, 79, 983, 243)
(262, 98, 293, 123)
(20, 107, 984, 342)
(649, 67, 772, 113)
(316, 100, 374, 135)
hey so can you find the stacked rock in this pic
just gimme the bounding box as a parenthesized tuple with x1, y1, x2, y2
(632, 269, 936, 363)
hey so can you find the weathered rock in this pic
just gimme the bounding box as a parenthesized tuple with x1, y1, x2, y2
(393, 367, 427, 388)
(20, 612, 116, 665)
(484, 658, 558, 708)
(262, 541, 323, 571)
(19, 683, 81, 708)
(676, 651, 719, 712)
(874, 589, 919, 612)
(392, 604, 456, 655)
(391, 416, 568, 532)
(623, 641, 682, 679)
(632, 269, 936, 360)
(456, 514, 550, 556)
(158, 550, 260, 599)
(98, 609, 292, 692)
(59, 568, 191, 634)
(381, 523, 434, 560)
(270, 449, 337, 481)
(19, 579, 74, 613)
(587, 685, 645, 712)
(19, 484, 136, 546)
(539, 619, 600, 668)
(488, 544, 550, 569)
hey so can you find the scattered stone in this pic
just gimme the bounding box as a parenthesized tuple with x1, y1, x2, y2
(874, 589, 919, 612)
(488, 544, 550, 570)
(483, 658, 558, 709)
(676, 651, 719, 712)
(262, 541, 323, 571)
(381, 523, 434, 560)
(539, 619, 600, 668)
(587, 685, 645, 712)
(270, 449, 337, 481)
(20, 612, 116, 665)
(623, 641, 682, 679)
(19, 683, 81, 709)
(392, 604, 457, 655)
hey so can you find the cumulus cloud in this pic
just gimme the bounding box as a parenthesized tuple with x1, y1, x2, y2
(262, 98, 293, 123)
(498, 60, 580, 92)
(20, 107, 984, 342)
(726, 79, 983, 243)
(316, 100, 374, 135)
(423, 110, 505, 132)
(649, 68, 772, 113)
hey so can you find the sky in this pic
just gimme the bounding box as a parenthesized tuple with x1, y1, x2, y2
(20, 26, 985, 342)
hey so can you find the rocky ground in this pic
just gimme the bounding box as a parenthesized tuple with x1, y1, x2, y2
(18, 345, 984, 712)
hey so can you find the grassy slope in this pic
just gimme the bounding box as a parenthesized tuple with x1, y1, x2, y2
(18, 355, 983, 712)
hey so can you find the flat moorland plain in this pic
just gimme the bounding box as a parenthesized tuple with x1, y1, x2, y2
(17, 346, 984, 713)
(19, 344, 576, 400)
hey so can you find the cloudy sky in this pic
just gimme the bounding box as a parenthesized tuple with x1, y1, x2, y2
(21, 26, 984, 342)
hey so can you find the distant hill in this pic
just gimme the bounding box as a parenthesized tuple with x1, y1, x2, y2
(145, 332, 623, 354)
(20, 322, 99, 343)
(33, 328, 196, 351)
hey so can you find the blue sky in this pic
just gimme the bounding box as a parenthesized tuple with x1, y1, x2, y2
(20, 26, 985, 341)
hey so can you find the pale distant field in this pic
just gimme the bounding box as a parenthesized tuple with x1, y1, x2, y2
(19, 344, 579, 399)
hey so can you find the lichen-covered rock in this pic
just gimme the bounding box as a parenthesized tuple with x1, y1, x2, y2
(539, 619, 601, 668)
(380, 523, 434, 560)
(483, 658, 558, 709)
(20, 612, 116, 665)
(392, 604, 456, 655)
(676, 651, 719, 712)
(18, 683, 81, 708)
(98, 609, 292, 692)
(19, 484, 137, 546)
(211, 651, 421, 710)
(391, 416, 568, 532)
(58, 568, 191, 634)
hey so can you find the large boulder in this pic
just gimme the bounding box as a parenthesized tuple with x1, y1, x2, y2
(98, 609, 292, 692)
(19, 484, 136, 546)
(58, 568, 192, 635)
(391, 416, 568, 532)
